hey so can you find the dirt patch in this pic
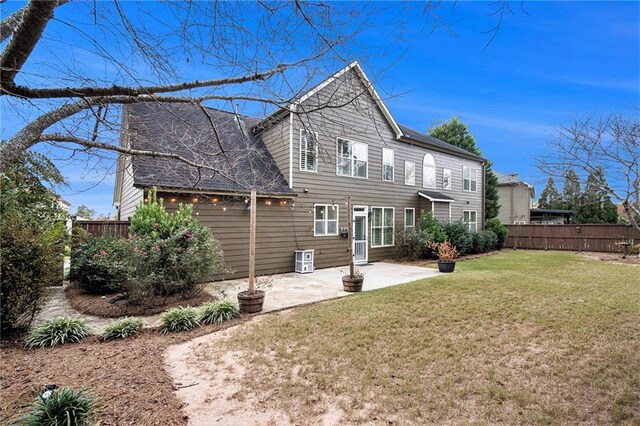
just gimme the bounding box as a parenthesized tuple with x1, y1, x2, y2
(65, 285, 216, 318)
(578, 251, 640, 265)
(0, 317, 250, 425)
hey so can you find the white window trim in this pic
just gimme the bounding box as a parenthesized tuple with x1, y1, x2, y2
(423, 153, 436, 189)
(299, 129, 318, 173)
(336, 137, 368, 179)
(371, 206, 395, 248)
(405, 160, 415, 186)
(404, 208, 415, 232)
(382, 147, 394, 182)
(463, 166, 479, 192)
(313, 204, 339, 236)
(443, 168, 452, 190)
(463, 210, 478, 232)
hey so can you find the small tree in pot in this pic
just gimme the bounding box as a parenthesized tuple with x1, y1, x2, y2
(428, 240, 459, 273)
(342, 197, 364, 292)
(238, 190, 265, 313)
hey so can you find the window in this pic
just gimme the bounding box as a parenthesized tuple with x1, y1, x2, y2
(423, 154, 436, 188)
(405, 161, 415, 186)
(382, 148, 394, 182)
(463, 166, 478, 192)
(443, 168, 452, 190)
(314, 204, 338, 236)
(463, 210, 477, 232)
(371, 207, 394, 247)
(337, 138, 367, 178)
(300, 130, 318, 172)
(404, 208, 415, 232)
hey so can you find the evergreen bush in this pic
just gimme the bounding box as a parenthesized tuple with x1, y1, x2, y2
(485, 218, 508, 249)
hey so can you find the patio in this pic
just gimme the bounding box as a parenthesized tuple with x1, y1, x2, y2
(208, 262, 443, 313)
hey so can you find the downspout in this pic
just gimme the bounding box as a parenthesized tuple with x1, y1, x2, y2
(483, 161, 487, 229)
(288, 110, 294, 189)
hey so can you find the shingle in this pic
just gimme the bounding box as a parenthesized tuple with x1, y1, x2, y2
(126, 103, 293, 195)
(398, 125, 485, 161)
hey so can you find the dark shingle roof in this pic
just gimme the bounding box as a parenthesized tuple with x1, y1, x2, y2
(398, 125, 485, 161)
(126, 103, 293, 196)
(418, 190, 455, 202)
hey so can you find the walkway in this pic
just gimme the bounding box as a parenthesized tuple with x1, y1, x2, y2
(209, 262, 442, 313)
(35, 262, 442, 333)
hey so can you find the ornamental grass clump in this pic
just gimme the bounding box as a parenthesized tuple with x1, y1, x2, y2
(159, 306, 200, 334)
(25, 317, 93, 348)
(199, 300, 241, 325)
(20, 386, 97, 426)
(100, 317, 144, 341)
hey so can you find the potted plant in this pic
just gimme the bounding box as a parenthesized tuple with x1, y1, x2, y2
(238, 189, 265, 313)
(428, 240, 459, 273)
(237, 276, 272, 313)
(342, 197, 364, 292)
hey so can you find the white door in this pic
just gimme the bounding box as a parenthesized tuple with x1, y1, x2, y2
(353, 207, 368, 264)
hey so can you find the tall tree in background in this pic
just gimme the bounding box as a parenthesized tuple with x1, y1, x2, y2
(537, 177, 561, 209)
(428, 117, 500, 221)
(574, 169, 618, 224)
(536, 113, 638, 232)
(74, 205, 96, 220)
(561, 168, 581, 210)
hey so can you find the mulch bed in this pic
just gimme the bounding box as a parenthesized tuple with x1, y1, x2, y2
(385, 249, 503, 267)
(65, 285, 216, 317)
(580, 251, 640, 265)
(0, 316, 250, 425)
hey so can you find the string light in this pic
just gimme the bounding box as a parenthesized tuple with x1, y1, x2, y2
(265, 200, 272, 206)
(170, 198, 176, 203)
(244, 198, 249, 204)
(192, 197, 198, 203)
(212, 198, 218, 203)
(223, 206, 227, 211)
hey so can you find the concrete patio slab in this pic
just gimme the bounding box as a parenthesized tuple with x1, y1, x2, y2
(207, 262, 442, 313)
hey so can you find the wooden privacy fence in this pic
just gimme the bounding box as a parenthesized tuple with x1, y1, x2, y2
(505, 224, 640, 253)
(75, 220, 130, 239)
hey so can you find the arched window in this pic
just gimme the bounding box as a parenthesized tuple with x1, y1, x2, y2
(423, 154, 436, 188)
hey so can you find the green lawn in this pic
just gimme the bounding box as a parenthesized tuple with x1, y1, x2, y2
(208, 251, 640, 424)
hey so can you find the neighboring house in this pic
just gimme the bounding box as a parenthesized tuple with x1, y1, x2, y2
(496, 172, 535, 224)
(114, 61, 486, 278)
(530, 208, 574, 225)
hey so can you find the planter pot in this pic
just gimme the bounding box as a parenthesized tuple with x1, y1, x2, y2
(437, 260, 456, 273)
(237, 290, 265, 313)
(342, 275, 364, 292)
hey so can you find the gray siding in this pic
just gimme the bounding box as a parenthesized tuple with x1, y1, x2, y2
(497, 184, 531, 224)
(260, 117, 291, 186)
(118, 156, 143, 219)
(262, 69, 484, 270)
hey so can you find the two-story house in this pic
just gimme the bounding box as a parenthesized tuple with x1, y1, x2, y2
(113, 61, 486, 278)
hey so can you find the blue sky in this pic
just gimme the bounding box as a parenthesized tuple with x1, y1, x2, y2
(1, 1, 638, 215)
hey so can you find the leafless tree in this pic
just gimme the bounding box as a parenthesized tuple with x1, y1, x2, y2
(1, 1, 516, 184)
(536, 112, 640, 232)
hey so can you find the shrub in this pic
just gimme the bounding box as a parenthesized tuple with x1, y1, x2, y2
(127, 190, 227, 298)
(441, 220, 473, 255)
(100, 317, 144, 341)
(159, 307, 200, 334)
(1, 153, 68, 335)
(418, 211, 447, 243)
(25, 317, 93, 348)
(394, 229, 430, 260)
(471, 230, 498, 253)
(199, 300, 240, 325)
(485, 218, 508, 249)
(427, 240, 460, 260)
(1, 220, 53, 335)
(20, 386, 97, 426)
(70, 236, 130, 294)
